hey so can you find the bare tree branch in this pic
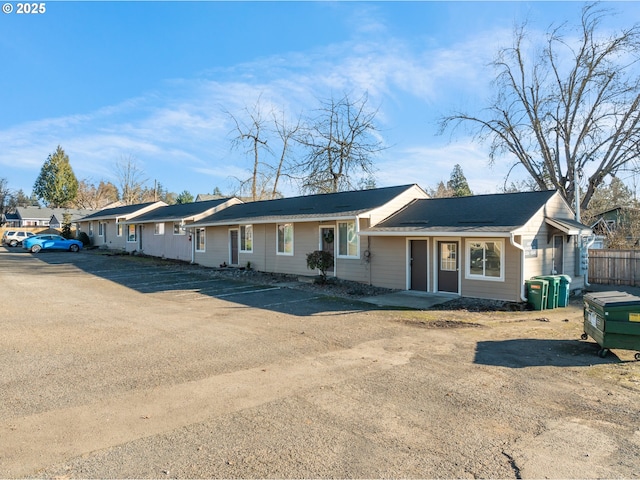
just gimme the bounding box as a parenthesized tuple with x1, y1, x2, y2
(441, 3, 640, 211)
(298, 92, 385, 193)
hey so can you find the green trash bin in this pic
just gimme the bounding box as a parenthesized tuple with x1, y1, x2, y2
(583, 291, 640, 359)
(526, 278, 549, 311)
(534, 275, 560, 309)
(557, 274, 572, 307)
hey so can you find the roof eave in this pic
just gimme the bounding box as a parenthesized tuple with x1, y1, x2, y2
(361, 229, 514, 237)
(186, 213, 363, 229)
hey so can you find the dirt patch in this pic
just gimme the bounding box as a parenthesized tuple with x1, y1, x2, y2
(400, 318, 483, 329)
(2, 249, 639, 479)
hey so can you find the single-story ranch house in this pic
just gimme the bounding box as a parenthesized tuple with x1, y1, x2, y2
(8, 206, 95, 228)
(120, 197, 242, 261)
(363, 189, 592, 302)
(185, 185, 592, 302)
(76, 201, 167, 251)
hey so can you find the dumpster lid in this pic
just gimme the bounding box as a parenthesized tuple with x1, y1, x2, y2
(585, 291, 640, 307)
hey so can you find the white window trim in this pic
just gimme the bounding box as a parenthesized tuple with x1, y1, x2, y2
(195, 228, 206, 252)
(276, 223, 294, 256)
(337, 220, 359, 258)
(465, 238, 505, 282)
(240, 224, 253, 253)
(154, 223, 165, 235)
(116, 222, 122, 237)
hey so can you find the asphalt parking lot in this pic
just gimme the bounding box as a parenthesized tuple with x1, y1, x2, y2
(1, 247, 640, 479)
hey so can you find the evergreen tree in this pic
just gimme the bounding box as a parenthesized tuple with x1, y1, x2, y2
(446, 164, 473, 197)
(33, 146, 78, 207)
(176, 190, 194, 204)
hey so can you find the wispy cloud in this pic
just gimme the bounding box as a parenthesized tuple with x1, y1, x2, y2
(0, 19, 512, 196)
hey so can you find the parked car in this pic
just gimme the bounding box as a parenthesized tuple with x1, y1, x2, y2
(2, 230, 36, 247)
(22, 234, 83, 253)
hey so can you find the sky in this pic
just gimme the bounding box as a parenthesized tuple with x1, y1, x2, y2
(2, 1, 640, 200)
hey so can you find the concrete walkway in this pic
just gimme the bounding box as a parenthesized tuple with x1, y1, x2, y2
(360, 290, 458, 310)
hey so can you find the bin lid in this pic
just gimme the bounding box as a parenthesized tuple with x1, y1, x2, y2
(584, 291, 640, 307)
(533, 275, 560, 282)
(526, 278, 548, 286)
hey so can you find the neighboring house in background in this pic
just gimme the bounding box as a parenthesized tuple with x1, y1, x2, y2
(364, 190, 592, 302)
(76, 201, 167, 250)
(589, 206, 640, 249)
(195, 194, 226, 202)
(3, 212, 19, 227)
(121, 198, 242, 261)
(11, 206, 95, 228)
(187, 184, 429, 282)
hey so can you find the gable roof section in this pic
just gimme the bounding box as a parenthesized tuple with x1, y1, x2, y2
(76, 201, 166, 222)
(189, 184, 421, 227)
(16, 206, 96, 222)
(123, 198, 241, 224)
(366, 190, 565, 235)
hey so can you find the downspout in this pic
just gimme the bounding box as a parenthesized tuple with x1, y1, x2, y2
(510, 233, 528, 302)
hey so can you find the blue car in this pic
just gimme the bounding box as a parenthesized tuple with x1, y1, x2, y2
(23, 234, 83, 253)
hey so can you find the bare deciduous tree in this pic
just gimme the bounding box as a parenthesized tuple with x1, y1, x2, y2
(114, 156, 149, 205)
(271, 110, 302, 199)
(73, 179, 119, 209)
(227, 98, 302, 201)
(227, 100, 272, 201)
(298, 92, 384, 193)
(441, 4, 640, 212)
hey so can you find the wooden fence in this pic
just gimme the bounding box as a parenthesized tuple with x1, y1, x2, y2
(588, 249, 640, 286)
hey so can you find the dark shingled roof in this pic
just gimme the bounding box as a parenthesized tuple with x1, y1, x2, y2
(190, 184, 418, 226)
(369, 190, 559, 233)
(78, 202, 161, 221)
(125, 198, 236, 223)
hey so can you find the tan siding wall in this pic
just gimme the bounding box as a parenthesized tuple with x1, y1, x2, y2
(77, 220, 127, 250)
(140, 222, 192, 261)
(517, 193, 584, 290)
(265, 222, 316, 276)
(194, 226, 231, 268)
(196, 221, 375, 281)
(460, 238, 522, 302)
(334, 218, 375, 283)
(367, 236, 408, 289)
(104, 220, 126, 250)
(239, 223, 268, 271)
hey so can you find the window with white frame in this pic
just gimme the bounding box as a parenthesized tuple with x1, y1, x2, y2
(98, 222, 104, 237)
(195, 228, 205, 252)
(173, 222, 185, 235)
(154, 223, 165, 235)
(240, 225, 253, 252)
(338, 220, 358, 257)
(127, 224, 136, 242)
(88, 222, 94, 236)
(467, 240, 503, 280)
(277, 223, 293, 255)
(116, 222, 122, 237)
